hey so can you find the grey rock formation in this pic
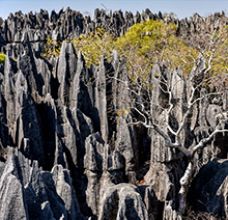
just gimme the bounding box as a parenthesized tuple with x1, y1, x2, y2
(0, 8, 227, 220)
(0, 150, 82, 220)
(52, 165, 82, 219)
(0, 152, 28, 220)
(189, 159, 228, 219)
(99, 184, 149, 220)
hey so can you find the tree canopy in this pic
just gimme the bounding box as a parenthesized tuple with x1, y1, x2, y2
(43, 19, 227, 81)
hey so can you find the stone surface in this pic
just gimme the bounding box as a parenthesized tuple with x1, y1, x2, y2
(0, 8, 227, 220)
(189, 160, 228, 219)
(99, 184, 149, 220)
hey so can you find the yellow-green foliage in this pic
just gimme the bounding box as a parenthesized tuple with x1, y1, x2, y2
(42, 37, 61, 58)
(43, 19, 227, 80)
(209, 26, 228, 75)
(161, 35, 199, 72)
(115, 20, 198, 79)
(116, 108, 130, 117)
(72, 28, 115, 67)
(72, 20, 198, 79)
(0, 53, 6, 64)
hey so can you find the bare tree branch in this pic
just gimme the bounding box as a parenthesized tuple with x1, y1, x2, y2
(191, 128, 228, 154)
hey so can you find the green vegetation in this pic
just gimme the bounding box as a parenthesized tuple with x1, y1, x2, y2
(42, 37, 61, 58)
(43, 19, 227, 80)
(0, 53, 6, 64)
(72, 20, 198, 79)
(115, 20, 198, 79)
(209, 26, 228, 75)
(72, 28, 115, 66)
(116, 108, 130, 117)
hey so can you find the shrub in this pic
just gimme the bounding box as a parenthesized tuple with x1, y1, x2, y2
(72, 27, 115, 67)
(209, 26, 228, 75)
(42, 37, 61, 58)
(0, 53, 6, 64)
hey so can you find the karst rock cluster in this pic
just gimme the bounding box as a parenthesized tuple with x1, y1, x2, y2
(0, 8, 227, 220)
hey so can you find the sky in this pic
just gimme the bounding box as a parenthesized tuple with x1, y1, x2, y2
(0, 0, 227, 19)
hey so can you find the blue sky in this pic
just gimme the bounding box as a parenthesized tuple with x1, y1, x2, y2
(0, 0, 227, 19)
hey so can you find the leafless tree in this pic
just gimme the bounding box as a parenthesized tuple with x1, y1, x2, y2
(111, 53, 228, 215)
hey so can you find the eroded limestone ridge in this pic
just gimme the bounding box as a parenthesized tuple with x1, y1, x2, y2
(0, 8, 227, 220)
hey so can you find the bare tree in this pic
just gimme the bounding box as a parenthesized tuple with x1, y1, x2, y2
(112, 53, 228, 215)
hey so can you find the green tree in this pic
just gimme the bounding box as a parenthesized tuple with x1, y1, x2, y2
(72, 28, 114, 67)
(115, 20, 198, 79)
